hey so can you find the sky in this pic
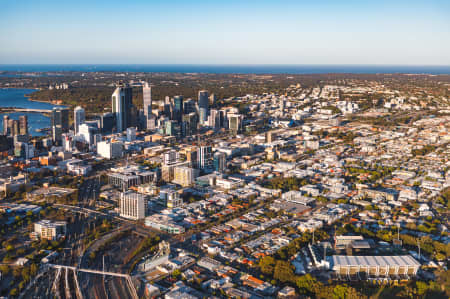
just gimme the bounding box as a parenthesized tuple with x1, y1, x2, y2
(0, 0, 449, 65)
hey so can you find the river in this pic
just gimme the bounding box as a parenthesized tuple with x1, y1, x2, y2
(0, 88, 65, 136)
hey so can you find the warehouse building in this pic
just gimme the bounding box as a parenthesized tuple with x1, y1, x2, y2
(331, 255, 420, 281)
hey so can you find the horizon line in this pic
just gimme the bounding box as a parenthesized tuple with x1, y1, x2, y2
(1, 63, 450, 67)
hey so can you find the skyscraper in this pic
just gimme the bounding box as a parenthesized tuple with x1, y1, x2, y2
(51, 108, 69, 131)
(51, 107, 69, 143)
(198, 90, 209, 124)
(143, 82, 152, 130)
(19, 115, 28, 135)
(182, 112, 198, 137)
(198, 146, 213, 170)
(209, 93, 216, 106)
(74, 106, 85, 134)
(213, 152, 227, 173)
(173, 95, 183, 122)
(112, 84, 133, 132)
(3, 115, 9, 135)
(9, 119, 19, 136)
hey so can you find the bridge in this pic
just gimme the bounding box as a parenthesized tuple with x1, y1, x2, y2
(0, 107, 53, 113)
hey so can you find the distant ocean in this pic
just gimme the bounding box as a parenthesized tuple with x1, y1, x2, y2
(0, 64, 449, 74)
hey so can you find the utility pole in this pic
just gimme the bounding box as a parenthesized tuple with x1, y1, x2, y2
(103, 254, 105, 283)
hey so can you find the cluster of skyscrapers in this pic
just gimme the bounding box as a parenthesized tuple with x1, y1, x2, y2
(3, 115, 28, 137)
(2, 81, 243, 159)
(107, 82, 242, 139)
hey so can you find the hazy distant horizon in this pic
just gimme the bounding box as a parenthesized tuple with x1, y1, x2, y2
(1, 64, 450, 75)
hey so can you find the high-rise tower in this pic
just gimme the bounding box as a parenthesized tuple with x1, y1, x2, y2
(143, 82, 152, 130)
(74, 106, 85, 134)
(112, 84, 133, 132)
(198, 90, 209, 124)
(19, 115, 28, 135)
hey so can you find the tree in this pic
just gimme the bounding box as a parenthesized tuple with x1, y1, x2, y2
(10, 288, 18, 297)
(172, 269, 181, 279)
(296, 274, 321, 295)
(0, 264, 10, 275)
(333, 284, 350, 299)
(273, 260, 295, 283)
(259, 256, 276, 276)
(30, 263, 38, 276)
(415, 281, 428, 296)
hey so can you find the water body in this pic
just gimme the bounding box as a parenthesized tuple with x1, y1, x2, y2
(0, 88, 64, 136)
(0, 64, 449, 74)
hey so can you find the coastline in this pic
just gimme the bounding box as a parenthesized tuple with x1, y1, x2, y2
(0, 87, 68, 109)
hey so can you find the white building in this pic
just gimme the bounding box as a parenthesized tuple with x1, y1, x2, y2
(160, 189, 183, 209)
(163, 150, 180, 165)
(143, 82, 152, 130)
(66, 159, 91, 176)
(78, 123, 97, 146)
(198, 146, 213, 169)
(126, 127, 136, 142)
(173, 166, 196, 187)
(120, 191, 146, 220)
(74, 106, 85, 134)
(97, 141, 124, 159)
(33, 220, 67, 240)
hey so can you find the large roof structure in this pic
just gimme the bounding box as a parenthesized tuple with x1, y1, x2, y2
(331, 255, 420, 268)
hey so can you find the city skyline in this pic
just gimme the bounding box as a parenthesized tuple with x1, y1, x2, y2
(1, 0, 449, 65)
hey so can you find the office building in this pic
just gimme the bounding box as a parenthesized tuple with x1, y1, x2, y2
(100, 112, 115, 134)
(265, 130, 277, 143)
(51, 107, 69, 143)
(126, 127, 136, 142)
(185, 146, 198, 168)
(146, 114, 156, 131)
(74, 106, 85, 134)
(14, 142, 34, 159)
(165, 120, 179, 137)
(19, 115, 28, 135)
(182, 113, 198, 137)
(78, 123, 97, 146)
(162, 161, 190, 182)
(33, 220, 67, 240)
(173, 95, 183, 122)
(160, 189, 183, 209)
(198, 90, 209, 124)
(213, 152, 226, 173)
(199, 108, 208, 126)
(2, 115, 9, 135)
(142, 82, 152, 130)
(112, 84, 133, 132)
(5, 119, 19, 136)
(183, 99, 196, 114)
(198, 146, 213, 170)
(97, 140, 124, 159)
(164, 150, 179, 165)
(120, 191, 146, 220)
(209, 93, 216, 105)
(228, 113, 243, 133)
(173, 166, 196, 187)
(145, 214, 185, 234)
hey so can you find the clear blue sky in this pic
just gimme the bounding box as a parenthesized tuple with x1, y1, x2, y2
(1, 0, 449, 65)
